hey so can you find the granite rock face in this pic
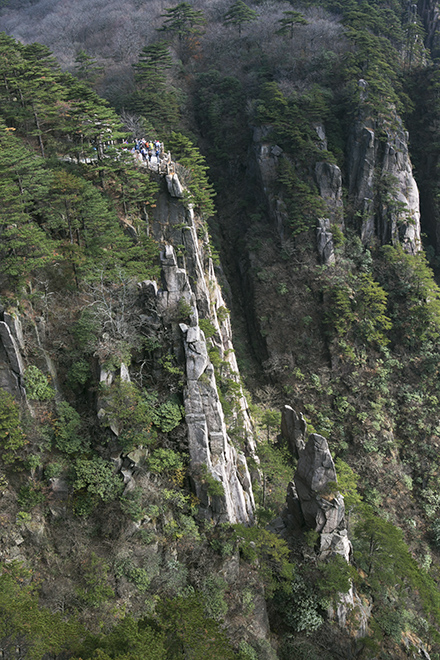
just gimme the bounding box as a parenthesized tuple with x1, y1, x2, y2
(148, 177, 256, 524)
(285, 427, 357, 628)
(0, 311, 26, 398)
(155, 244, 255, 524)
(253, 125, 343, 264)
(315, 160, 344, 264)
(294, 434, 346, 536)
(348, 83, 421, 254)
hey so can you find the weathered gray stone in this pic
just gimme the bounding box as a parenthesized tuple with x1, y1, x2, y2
(3, 312, 25, 352)
(348, 91, 421, 254)
(99, 367, 113, 387)
(121, 468, 133, 484)
(0, 321, 25, 376)
(288, 432, 353, 563)
(186, 413, 211, 466)
(49, 478, 69, 499)
(320, 529, 352, 562)
(280, 405, 306, 459)
(139, 280, 158, 297)
(183, 326, 209, 380)
(271, 145, 283, 157)
(295, 434, 335, 491)
(315, 161, 343, 221)
(147, 180, 256, 526)
(317, 218, 335, 265)
(165, 173, 184, 198)
(120, 362, 130, 382)
(127, 447, 148, 467)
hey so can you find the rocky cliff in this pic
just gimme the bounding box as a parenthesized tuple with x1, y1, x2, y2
(348, 82, 421, 254)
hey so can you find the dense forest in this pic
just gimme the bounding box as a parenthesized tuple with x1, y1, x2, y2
(2, 0, 440, 658)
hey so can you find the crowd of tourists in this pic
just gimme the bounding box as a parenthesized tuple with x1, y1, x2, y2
(133, 138, 164, 163)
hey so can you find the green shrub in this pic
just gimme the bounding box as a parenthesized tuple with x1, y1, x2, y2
(238, 640, 258, 660)
(199, 318, 217, 338)
(317, 555, 353, 602)
(120, 487, 145, 522)
(67, 360, 90, 389)
(147, 448, 184, 475)
(177, 297, 193, 321)
(277, 575, 323, 634)
(201, 575, 228, 621)
(74, 457, 124, 504)
(54, 401, 87, 454)
(115, 558, 151, 592)
(44, 460, 65, 479)
(197, 464, 225, 497)
(232, 524, 294, 595)
(154, 400, 184, 433)
(76, 552, 115, 607)
(103, 381, 157, 451)
(0, 390, 26, 463)
(216, 306, 229, 324)
(24, 366, 55, 401)
(17, 480, 47, 510)
(71, 309, 99, 351)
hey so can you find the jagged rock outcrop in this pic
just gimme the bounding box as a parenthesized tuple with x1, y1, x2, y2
(155, 245, 255, 524)
(146, 175, 257, 523)
(252, 126, 288, 240)
(348, 82, 421, 253)
(283, 427, 369, 631)
(284, 430, 351, 563)
(315, 159, 344, 264)
(280, 405, 306, 459)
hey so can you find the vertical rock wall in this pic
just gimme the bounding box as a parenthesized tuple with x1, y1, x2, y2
(149, 178, 256, 524)
(348, 84, 421, 253)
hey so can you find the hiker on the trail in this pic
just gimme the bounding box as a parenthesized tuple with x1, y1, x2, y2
(141, 147, 148, 162)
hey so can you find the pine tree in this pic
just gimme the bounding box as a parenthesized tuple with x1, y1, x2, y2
(74, 49, 103, 87)
(223, 0, 258, 36)
(277, 10, 308, 40)
(168, 131, 216, 217)
(0, 122, 53, 288)
(158, 2, 206, 43)
(130, 41, 179, 130)
(133, 41, 173, 93)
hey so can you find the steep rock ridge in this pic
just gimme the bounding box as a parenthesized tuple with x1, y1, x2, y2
(149, 176, 256, 524)
(348, 83, 421, 253)
(141, 244, 255, 524)
(93, 169, 256, 523)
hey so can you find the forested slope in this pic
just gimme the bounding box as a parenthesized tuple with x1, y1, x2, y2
(2, 0, 440, 658)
